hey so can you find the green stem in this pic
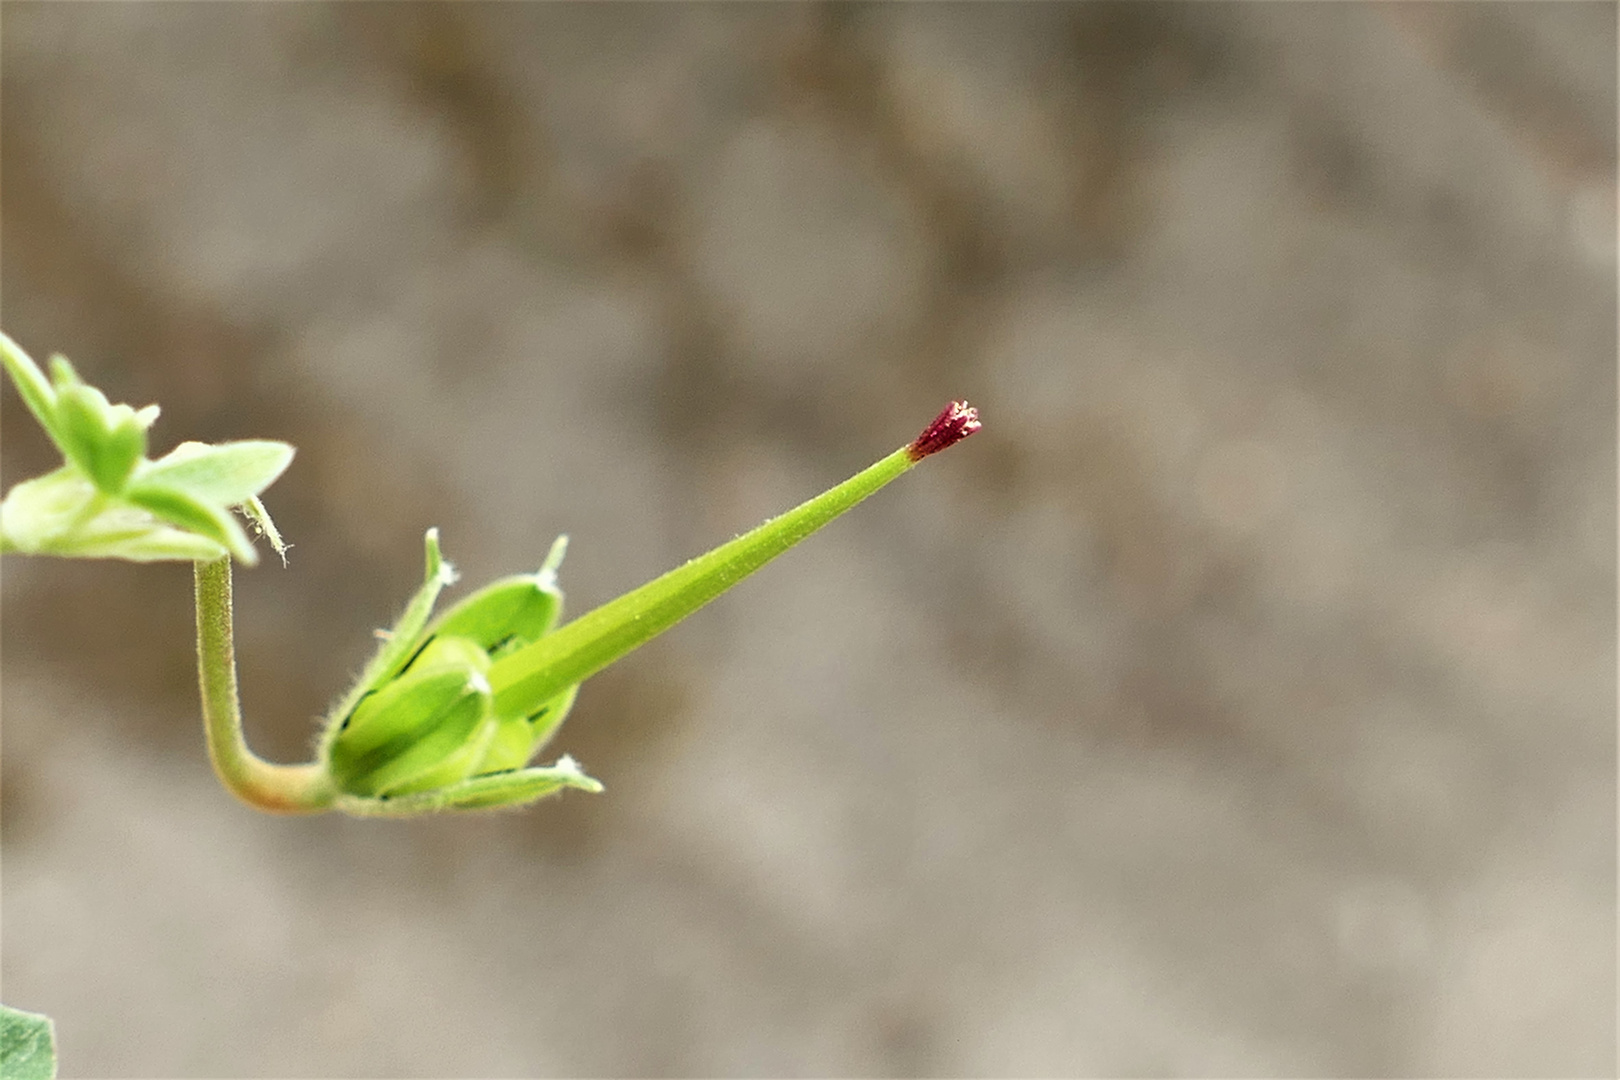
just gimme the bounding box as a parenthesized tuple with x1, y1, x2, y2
(194, 557, 335, 813)
(488, 445, 919, 716)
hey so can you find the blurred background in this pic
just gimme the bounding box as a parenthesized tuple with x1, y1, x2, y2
(1, 3, 1613, 1076)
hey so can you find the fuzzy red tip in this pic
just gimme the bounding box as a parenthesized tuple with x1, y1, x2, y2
(907, 400, 982, 461)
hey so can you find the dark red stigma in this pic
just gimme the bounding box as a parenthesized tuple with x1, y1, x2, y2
(906, 401, 982, 461)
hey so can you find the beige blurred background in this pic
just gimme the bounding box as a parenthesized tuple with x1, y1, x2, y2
(1, 3, 1613, 1076)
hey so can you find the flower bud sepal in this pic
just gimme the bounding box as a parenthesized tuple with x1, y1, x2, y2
(332, 755, 602, 818)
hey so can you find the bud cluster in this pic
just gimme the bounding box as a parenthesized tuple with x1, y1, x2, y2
(319, 533, 600, 814)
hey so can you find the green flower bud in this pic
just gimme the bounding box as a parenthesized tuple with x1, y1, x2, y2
(327, 535, 582, 789)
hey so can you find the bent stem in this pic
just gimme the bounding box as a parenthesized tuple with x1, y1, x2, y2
(194, 557, 335, 813)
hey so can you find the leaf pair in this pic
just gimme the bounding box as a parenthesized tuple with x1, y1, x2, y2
(0, 332, 291, 565)
(318, 531, 600, 816)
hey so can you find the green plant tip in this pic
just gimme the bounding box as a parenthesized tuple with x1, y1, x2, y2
(0, 331, 294, 566)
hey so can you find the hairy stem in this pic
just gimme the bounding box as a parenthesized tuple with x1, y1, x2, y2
(194, 557, 334, 813)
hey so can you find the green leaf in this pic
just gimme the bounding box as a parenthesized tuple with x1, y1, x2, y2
(0, 1004, 57, 1080)
(59, 523, 229, 562)
(98, 407, 150, 492)
(436, 762, 601, 810)
(136, 440, 295, 508)
(1, 333, 297, 567)
(54, 382, 147, 494)
(0, 332, 64, 453)
(0, 467, 97, 552)
(124, 482, 258, 565)
(45, 354, 83, 390)
(0, 467, 230, 562)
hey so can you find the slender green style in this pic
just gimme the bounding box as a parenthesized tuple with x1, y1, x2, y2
(491, 440, 942, 715)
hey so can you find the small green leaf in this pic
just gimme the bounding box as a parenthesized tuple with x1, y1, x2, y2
(136, 440, 295, 508)
(59, 522, 229, 562)
(0, 467, 230, 562)
(0, 1004, 57, 1080)
(0, 467, 98, 552)
(54, 383, 146, 494)
(99, 407, 150, 491)
(45, 354, 83, 390)
(124, 482, 257, 565)
(0, 331, 64, 452)
(2, 333, 297, 568)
